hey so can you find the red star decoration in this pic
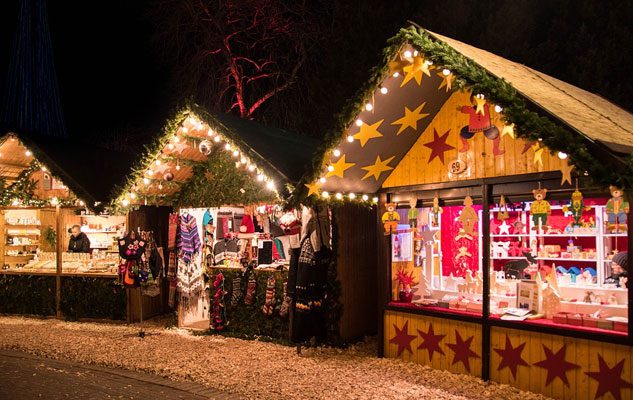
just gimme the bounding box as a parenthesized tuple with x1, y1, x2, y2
(423, 129, 455, 165)
(493, 335, 529, 380)
(389, 321, 416, 357)
(532, 344, 580, 387)
(585, 355, 633, 400)
(446, 330, 480, 372)
(417, 323, 446, 361)
(521, 140, 535, 154)
(489, 218, 500, 234)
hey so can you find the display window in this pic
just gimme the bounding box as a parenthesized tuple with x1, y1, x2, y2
(389, 195, 484, 316)
(488, 189, 628, 335)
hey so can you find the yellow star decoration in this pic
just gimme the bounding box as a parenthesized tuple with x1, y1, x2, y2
(304, 182, 320, 197)
(353, 119, 384, 147)
(560, 161, 574, 186)
(501, 124, 515, 139)
(391, 102, 429, 135)
(532, 144, 544, 166)
(389, 59, 407, 75)
(361, 155, 395, 180)
(326, 154, 355, 178)
(437, 71, 454, 92)
(474, 96, 487, 115)
(400, 56, 433, 87)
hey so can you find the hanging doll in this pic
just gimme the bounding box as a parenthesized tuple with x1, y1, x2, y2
(210, 272, 227, 330)
(407, 198, 419, 229)
(456, 196, 478, 240)
(530, 188, 551, 231)
(381, 203, 400, 234)
(562, 189, 591, 227)
(430, 196, 443, 228)
(606, 185, 629, 233)
(458, 94, 503, 156)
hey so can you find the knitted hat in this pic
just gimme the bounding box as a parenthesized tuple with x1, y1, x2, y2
(203, 210, 214, 227)
(612, 251, 628, 270)
(239, 214, 255, 234)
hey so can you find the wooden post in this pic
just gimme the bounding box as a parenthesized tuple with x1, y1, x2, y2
(481, 184, 491, 381)
(627, 189, 633, 345)
(55, 206, 63, 318)
(376, 193, 389, 357)
(0, 210, 5, 270)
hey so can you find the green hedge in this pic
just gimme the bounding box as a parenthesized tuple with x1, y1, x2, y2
(0, 274, 56, 316)
(209, 267, 289, 340)
(60, 277, 126, 321)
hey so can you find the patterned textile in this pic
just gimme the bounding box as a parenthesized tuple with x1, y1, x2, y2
(177, 213, 201, 264)
(176, 213, 203, 298)
(168, 213, 178, 249)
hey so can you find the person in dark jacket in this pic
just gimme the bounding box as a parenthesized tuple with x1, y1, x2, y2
(68, 225, 91, 253)
(604, 251, 628, 288)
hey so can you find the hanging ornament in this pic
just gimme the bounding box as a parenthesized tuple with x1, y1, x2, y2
(531, 186, 551, 232)
(163, 171, 174, 182)
(498, 195, 509, 221)
(456, 196, 479, 240)
(198, 140, 212, 155)
(606, 185, 629, 233)
(562, 187, 591, 228)
(430, 195, 443, 228)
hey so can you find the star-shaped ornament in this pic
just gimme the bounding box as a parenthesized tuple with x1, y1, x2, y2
(417, 323, 446, 361)
(532, 144, 544, 166)
(446, 330, 480, 372)
(400, 56, 432, 87)
(560, 162, 574, 186)
(585, 355, 633, 400)
(521, 140, 535, 154)
(489, 218, 500, 234)
(493, 335, 528, 379)
(423, 129, 455, 165)
(419, 228, 438, 245)
(474, 96, 487, 115)
(153, 163, 171, 176)
(389, 321, 417, 357)
(532, 344, 580, 387)
(170, 141, 189, 155)
(326, 154, 355, 178)
(353, 119, 384, 147)
(389, 59, 407, 75)
(391, 102, 429, 135)
(498, 220, 512, 235)
(437, 71, 454, 92)
(304, 182, 320, 197)
(501, 124, 515, 139)
(361, 155, 395, 181)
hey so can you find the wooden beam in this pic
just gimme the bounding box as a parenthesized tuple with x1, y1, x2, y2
(55, 205, 63, 318)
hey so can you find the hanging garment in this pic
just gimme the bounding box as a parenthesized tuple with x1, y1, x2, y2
(213, 238, 239, 265)
(177, 213, 201, 264)
(273, 237, 285, 260)
(168, 213, 178, 249)
(176, 213, 203, 298)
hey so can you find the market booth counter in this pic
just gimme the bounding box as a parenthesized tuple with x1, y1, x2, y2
(296, 25, 633, 400)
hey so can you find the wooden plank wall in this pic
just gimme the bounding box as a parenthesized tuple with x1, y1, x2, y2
(384, 310, 483, 378)
(382, 91, 566, 188)
(335, 204, 378, 340)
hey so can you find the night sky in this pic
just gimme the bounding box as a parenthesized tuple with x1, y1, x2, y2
(1, 0, 631, 145)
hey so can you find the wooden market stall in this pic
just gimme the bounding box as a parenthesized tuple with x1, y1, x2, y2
(0, 132, 161, 321)
(111, 105, 375, 342)
(295, 25, 633, 400)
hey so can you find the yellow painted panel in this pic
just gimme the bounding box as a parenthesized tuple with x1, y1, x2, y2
(382, 91, 562, 188)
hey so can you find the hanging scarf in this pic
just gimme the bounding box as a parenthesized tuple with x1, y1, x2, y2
(176, 213, 203, 298)
(177, 213, 201, 264)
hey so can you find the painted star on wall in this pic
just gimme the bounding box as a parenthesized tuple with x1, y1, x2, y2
(446, 330, 480, 373)
(533, 144, 544, 166)
(389, 320, 417, 357)
(532, 344, 580, 387)
(423, 129, 455, 165)
(326, 154, 355, 178)
(391, 102, 430, 135)
(417, 323, 446, 361)
(353, 120, 384, 147)
(585, 355, 633, 400)
(361, 155, 395, 180)
(521, 140, 535, 154)
(153, 163, 171, 176)
(493, 335, 528, 380)
(560, 162, 574, 186)
(401, 56, 432, 87)
(501, 124, 515, 139)
(304, 182, 320, 197)
(474, 96, 487, 115)
(170, 141, 189, 155)
(498, 220, 512, 235)
(437, 71, 454, 92)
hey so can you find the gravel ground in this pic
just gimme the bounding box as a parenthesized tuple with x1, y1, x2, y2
(0, 316, 550, 400)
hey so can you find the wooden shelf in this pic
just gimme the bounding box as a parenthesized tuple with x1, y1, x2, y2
(5, 243, 39, 247)
(4, 224, 41, 228)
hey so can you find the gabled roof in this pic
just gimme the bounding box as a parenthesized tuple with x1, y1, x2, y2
(293, 25, 633, 205)
(111, 104, 316, 209)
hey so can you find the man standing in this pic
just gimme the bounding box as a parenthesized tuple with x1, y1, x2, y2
(68, 225, 91, 253)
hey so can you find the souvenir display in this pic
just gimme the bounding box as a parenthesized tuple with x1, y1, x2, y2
(407, 198, 419, 228)
(382, 203, 400, 234)
(606, 185, 629, 233)
(530, 188, 551, 231)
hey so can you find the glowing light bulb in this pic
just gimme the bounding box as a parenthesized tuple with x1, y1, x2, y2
(156, 159, 162, 165)
(403, 50, 412, 58)
(362, 194, 369, 201)
(130, 192, 137, 199)
(50, 197, 59, 206)
(322, 191, 329, 198)
(174, 135, 180, 143)
(335, 193, 343, 199)
(442, 68, 451, 76)
(168, 143, 174, 150)
(122, 199, 129, 207)
(327, 165, 335, 172)
(413, 50, 419, 57)
(235, 161, 241, 168)
(348, 193, 356, 200)
(372, 197, 378, 203)
(214, 136, 221, 143)
(380, 87, 388, 94)
(78, 200, 85, 207)
(225, 143, 231, 151)
(232, 150, 239, 157)
(181, 127, 188, 133)
(143, 178, 150, 185)
(319, 177, 326, 184)
(333, 149, 341, 157)
(476, 93, 485, 99)
(176, 164, 181, 171)
(266, 181, 275, 191)
(355, 119, 363, 127)
(11, 199, 19, 206)
(240, 158, 247, 164)
(41, 166, 47, 172)
(425, 60, 433, 66)
(248, 165, 255, 172)
(347, 135, 354, 143)
(147, 170, 154, 176)
(494, 105, 503, 113)
(257, 174, 264, 181)
(158, 183, 163, 190)
(393, 72, 399, 77)
(25, 150, 32, 156)
(207, 128, 214, 136)
(365, 103, 373, 111)
(557, 151, 568, 160)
